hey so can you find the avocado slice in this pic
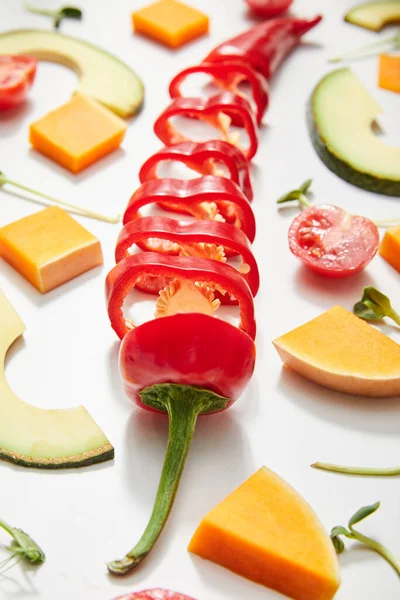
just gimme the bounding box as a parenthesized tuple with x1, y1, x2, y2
(0, 289, 114, 468)
(345, 1, 400, 31)
(308, 68, 400, 196)
(0, 29, 144, 118)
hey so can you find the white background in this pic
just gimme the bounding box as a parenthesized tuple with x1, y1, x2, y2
(0, 0, 400, 599)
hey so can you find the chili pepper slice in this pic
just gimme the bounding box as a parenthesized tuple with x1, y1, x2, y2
(105, 252, 256, 340)
(246, 0, 293, 18)
(153, 92, 258, 160)
(122, 176, 256, 245)
(168, 61, 269, 124)
(139, 140, 253, 201)
(108, 312, 255, 575)
(114, 591, 198, 600)
(115, 216, 260, 297)
(203, 16, 323, 80)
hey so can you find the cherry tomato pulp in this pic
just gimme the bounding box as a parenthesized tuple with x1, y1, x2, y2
(0, 55, 37, 110)
(288, 204, 379, 278)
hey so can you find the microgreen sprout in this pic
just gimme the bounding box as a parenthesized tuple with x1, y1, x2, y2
(276, 179, 313, 209)
(331, 502, 400, 576)
(0, 518, 45, 576)
(0, 171, 120, 224)
(25, 5, 82, 29)
(329, 29, 400, 63)
(354, 286, 400, 327)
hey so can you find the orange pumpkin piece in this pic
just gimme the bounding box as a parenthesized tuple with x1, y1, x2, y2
(189, 466, 340, 600)
(273, 305, 400, 397)
(29, 92, 127, 174)
(132, 0, 209, 49)
(380, 224, 400, 272)
(0, 206, 103, 293)
(378, 54, 400, 93)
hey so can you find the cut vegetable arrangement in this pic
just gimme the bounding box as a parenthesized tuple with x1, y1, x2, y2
(104, 14, 322, 576)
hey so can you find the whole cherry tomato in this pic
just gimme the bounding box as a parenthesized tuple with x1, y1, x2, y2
(0, 55, 37, 110)
(288, 204, 379, 278)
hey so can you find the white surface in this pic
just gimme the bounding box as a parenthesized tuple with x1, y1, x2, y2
(0, 1, 400, 599)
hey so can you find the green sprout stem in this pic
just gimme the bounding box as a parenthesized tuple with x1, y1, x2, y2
(0, 172, 120, 224)
(312, 462, 400, 477)
(331, 503, 400, 577)
(353, 286, 400, 327)
(24, 4, 82, 29)
(276, 179, 313, 210)
(329, 29, 400, 63)
(0, 517, 45, 575)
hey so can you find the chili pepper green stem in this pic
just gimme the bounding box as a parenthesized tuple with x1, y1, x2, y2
(107, 384, 228, 575)
(0, 172, 120, 224)
(312, 462, 400, 477)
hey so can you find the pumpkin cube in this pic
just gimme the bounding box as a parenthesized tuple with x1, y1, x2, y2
(132, 0, 209, 49)
(380, 224, 400, 272)
(0, 206, 103, 293)
(29, 92, 127, 174)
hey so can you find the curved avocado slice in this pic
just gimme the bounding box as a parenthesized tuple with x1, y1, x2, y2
(308, 68, 400, 196)
(0, 289, 114, 468)
(345, 1, 400, 31)
(0, 29, 144, 118)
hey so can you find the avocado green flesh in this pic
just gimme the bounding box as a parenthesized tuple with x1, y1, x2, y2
(345, 1, 400, 31)
(0, 29, 144, 117)
(0, 290, 114, 469)
(308, 68, 400, 196)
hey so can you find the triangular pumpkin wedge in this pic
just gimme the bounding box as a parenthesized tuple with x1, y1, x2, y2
(189, 467, 340, 600)
(273, 305, 400, 397)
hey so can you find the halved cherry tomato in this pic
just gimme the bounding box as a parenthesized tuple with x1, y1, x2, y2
(288, 204, 379, 278)
(114, 591, 197, 600)
(0, 55, 37, 110)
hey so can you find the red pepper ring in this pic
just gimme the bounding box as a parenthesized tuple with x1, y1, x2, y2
(139, 140, 253, 202)
(123, 176, 256, 245)
(105, 252, 256, 340)
(115, 216, 260, 297)
(153, 92, 258, 161)
(168, 61, 269, 125)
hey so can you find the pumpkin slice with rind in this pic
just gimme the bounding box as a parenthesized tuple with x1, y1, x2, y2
(273, 305, 400, 397)
(0, 288, 114, 468)
(189, 466, 340, 600)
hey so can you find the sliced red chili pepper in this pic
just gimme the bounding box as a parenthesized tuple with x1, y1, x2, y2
(153, 92, 258, 161)
(246, 0, 293, 17)
(139, 140, 253, 201)
(105, 252, 256, 340)
(203, 16, 322, 80)
(108, 311, 255, 576)
(123, 176, 256, 245)
(115, 591, 197, 600)
(169, 61, 269, 124)
(115, 216, 260, 296)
